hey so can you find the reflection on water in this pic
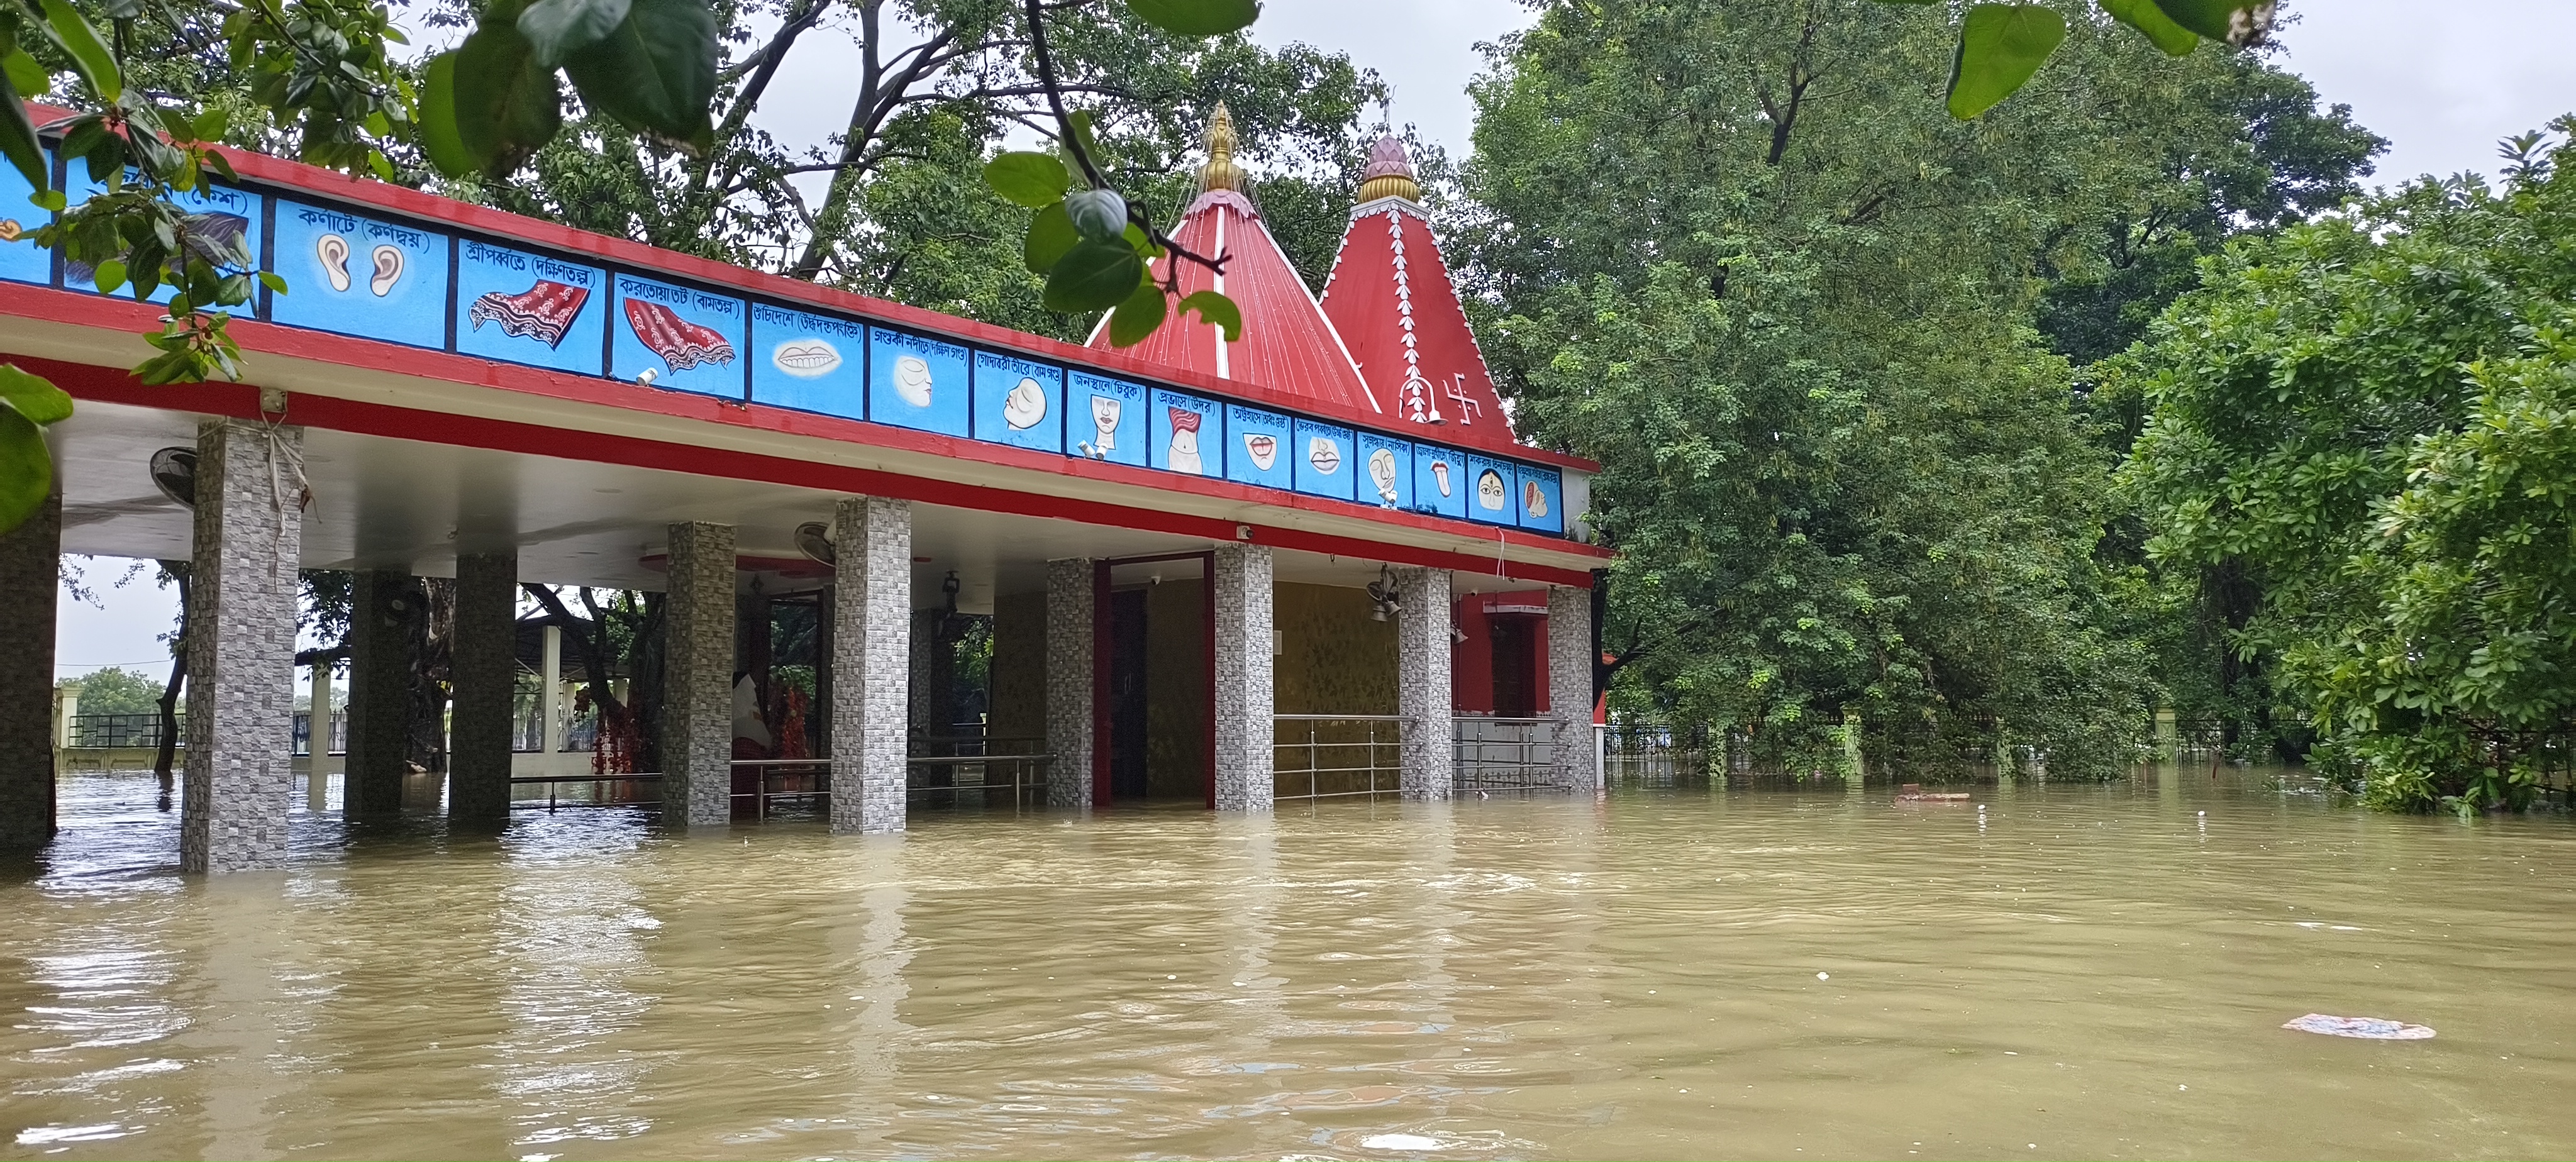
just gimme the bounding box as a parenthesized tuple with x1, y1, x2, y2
(6, 768, 2575, 1159)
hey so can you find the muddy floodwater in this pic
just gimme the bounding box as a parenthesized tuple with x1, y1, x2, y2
(4, 770, 2573, 1161)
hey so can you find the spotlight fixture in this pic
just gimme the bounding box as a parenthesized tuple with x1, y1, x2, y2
(148, 446, 197, 508)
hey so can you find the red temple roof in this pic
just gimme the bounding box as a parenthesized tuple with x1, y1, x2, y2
(1089, 106, 1376, 414)
(1319, 136, 1518, 455)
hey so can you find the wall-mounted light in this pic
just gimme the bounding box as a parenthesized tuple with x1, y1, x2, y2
(148, 446, 197, 508)
(1365, 565, 1401, 622)
(794, 521, 836, 566)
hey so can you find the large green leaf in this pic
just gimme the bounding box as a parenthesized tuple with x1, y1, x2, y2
(449, 13, 565, 176)
(2101, 0, 2197, 55)
(1124, 0, 1260, 36)
(1, 45, 47, 97)
(1022, 202, 1077, 274)
(1104, 280, 1165, 347)
(0, 58, 45, 193)
(418, 52, 480, 177)
(1064, 188, 1127, 242)
(1043, 240, 1145, 313)
(1179, 290, 1241, 342)
(519, 0, 633, 67)
(0, 363, 70, 424)
(562, 0, 718, 153)
(36, 0, 118, 102)
(985, 150, 1070, 208)
(1946, 4, 2067, 120)
(2148, 0, 2272, 46)
(0, 403, 51, 535)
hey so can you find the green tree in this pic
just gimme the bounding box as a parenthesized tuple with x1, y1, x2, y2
(2118, 121, 2576, 811)
(1460, 0, 2350, 776)
(58, 665, 163, 716)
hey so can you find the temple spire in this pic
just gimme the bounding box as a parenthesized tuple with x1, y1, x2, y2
(1356, 134, 1421, 204)
(1197, 102, 1245, 194)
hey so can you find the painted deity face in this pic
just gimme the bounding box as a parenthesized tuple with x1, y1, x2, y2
(1476, 468, 1507, 511)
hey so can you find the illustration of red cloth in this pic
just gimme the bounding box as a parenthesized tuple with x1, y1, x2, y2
(624, 299, 737, 370)
(1168, 406, 1202, 433)
(467, 280, 590, 348)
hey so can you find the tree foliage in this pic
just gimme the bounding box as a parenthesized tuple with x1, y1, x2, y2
(2119, 121, 2576, 811)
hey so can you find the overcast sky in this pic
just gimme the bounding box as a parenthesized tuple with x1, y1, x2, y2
(53, 0, 2576, 678)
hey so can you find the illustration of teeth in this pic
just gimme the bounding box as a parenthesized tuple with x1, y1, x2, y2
(893, 355, 933, 407)
(1307, 437, 1342, 475)
(1244, 433, 1277, 471)
(317, 234, 352, 292)
(369, 245, 404, 296)
(772, 339, 841, 379)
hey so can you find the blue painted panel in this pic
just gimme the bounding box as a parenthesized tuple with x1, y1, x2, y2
(1224, 404, 1293, 491)
(612, 274, 745, 397)
(1465, 454, 1518, 526)
(1152, 387, 1221, 477)
(62, 172, 260, 304)
(1067, 372, 1146, 466)
(973, 351, 1063, 453)
(1357, 433, 1411, 510)
(867, 328, 970, 436)
(1516, 464, 1565, 534)
(0, 150, 48, 285)
(269, 200, 448, 350)
(455, 240, 605, 375)
(1293, 419, 1356, 501)
(1411, 444, 1467, 519)
(748, 302, 867, 419)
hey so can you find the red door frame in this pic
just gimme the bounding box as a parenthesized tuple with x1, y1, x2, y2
(1090, 550, 1218, 809)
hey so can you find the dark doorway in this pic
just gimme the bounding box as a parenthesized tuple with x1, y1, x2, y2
(1108, 588, 1150, 800)
(1491, 616, 1536, 718)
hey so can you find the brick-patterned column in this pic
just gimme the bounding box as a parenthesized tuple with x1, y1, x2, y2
(830, 496, 910, 834)
(448, 551, 517, 823)
(1546, 585, 1601, 794)
(1394, 566, 1452, 802)
(343, 568, 411, 820)
(1210, 545, 1275, 812)
(0, 489, 58, 849)
(180, 419, 304, 874)
(663, 521, 735, 827)
(1043, 558, 1096, 810)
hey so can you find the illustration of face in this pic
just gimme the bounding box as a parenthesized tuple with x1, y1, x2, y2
(1003, 377, 1048, 429)
(892, 354, 933, 407)
(1368, 448, 1399, 501)
(1431, 460, 1452, 497)
(1307, 437, 1342, 475)
(1245, 433, 1278, 471)
(772, 339, 841, 379)
(1091, 396, 1121, 450)
(1477, 468, 1507, 510)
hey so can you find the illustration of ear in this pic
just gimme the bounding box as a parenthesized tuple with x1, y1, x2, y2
(316, 234, 352, 293)
(369, 245, 405, 296)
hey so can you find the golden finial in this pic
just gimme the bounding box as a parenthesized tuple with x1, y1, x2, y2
(1356, 133, 1421, 204)
(1197, 102, 1245, 194)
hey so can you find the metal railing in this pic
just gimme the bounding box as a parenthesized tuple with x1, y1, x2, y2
(907, 753, 1050, 809)
(1274, 714, 1404, 800)
(510, 773, 662, 811)
(292, 711, 347, 756)
(1454, 716, 1562, 792)
(67, 712, 177, 749)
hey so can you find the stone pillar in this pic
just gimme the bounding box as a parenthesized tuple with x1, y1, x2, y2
(448, 551, 518, 824)
(1394, 566, 1453, 802)
(541, 624, 565, 758)
(1043, 558, 1096, 810)
(0, 489, 59, 849)
(663, 521, 735, 827)
(1546, 585, 1601, 794)
(180, 419, 304, 874)
(343, 568, 411, 820)
(829, 496, 910, 834)
(306, 660, 330, 759)
(910, 609, 957, 739)
(1210, 545, 1274, 812)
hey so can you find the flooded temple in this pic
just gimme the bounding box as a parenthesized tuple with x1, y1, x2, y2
(0, 108, 1610, 871)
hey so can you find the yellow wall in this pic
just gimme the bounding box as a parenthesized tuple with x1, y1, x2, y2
(1144, 579, 1208, 798)
(1274, 582, 1396, 716)
(989, 590, 1046, 750)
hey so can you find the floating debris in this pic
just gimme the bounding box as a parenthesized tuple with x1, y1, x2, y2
(2282, 1014, 2434, 1040)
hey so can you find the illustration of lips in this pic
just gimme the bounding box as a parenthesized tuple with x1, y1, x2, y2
(625, 299, 736, 371)
(772, 339, 841, 379)
(1307, 437, 1342, 475)
(1476, 468, 1507, 511)
(317, 233, 353, 292)
(1430, 459, 1452, 497)
(369, 244, 404, 296)
(1368, 447, 1399, 502)
(892, 354, 934, 407)
(1244, 433, 1278, 471)
(1004, 377, 1048, 429)
(1524, 479, 1549, 517)
(469, 280, 590, 348)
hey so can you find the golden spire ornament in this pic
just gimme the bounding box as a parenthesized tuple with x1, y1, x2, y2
(1197, 102, 1246, 194)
